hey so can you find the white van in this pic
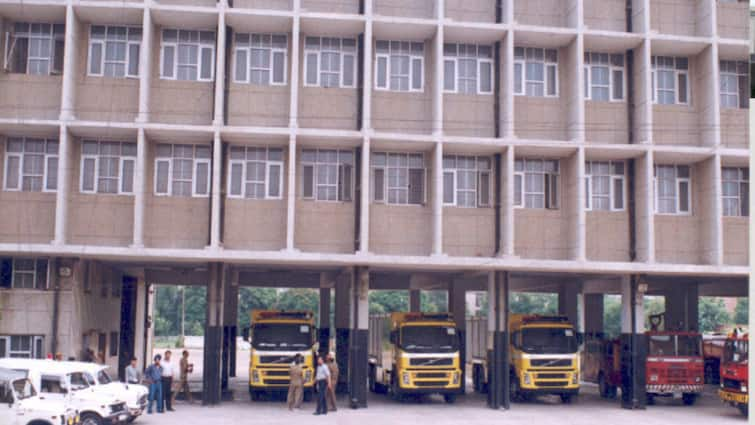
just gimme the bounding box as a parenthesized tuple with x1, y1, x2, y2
(0, 367, 79, 425)
(67, 362, 147, 422)
(0, 358, 129, 425)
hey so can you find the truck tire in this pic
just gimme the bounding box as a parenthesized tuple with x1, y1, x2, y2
(560, 393, 576, 404)
(646, 394, 655, 405)
(738, 404, 748, 417)
(598, 373, 608, 398)
(681, 393, 697, 406)
(509, 374, 522, 402)
(368, 364, 376, 393)
(249, 388, 259, 401)
(80, 413, 103, 425)
(444, 394, 457, 404)
(472, 365, 482, 393)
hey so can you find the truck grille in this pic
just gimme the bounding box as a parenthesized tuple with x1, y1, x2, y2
(530, 359, 572, 368)
(264, 379, 290, 386)
(260, 355, 292, 364)
(109, 402, 127, 414)
(723, 378, 742, 391)
(265, 370, 289, 377)
(535, 381, 569, 388)
(409, 358, 453, 366)
(537, 373, 567, 379)
(414, 381, 447, 388)
(415, 372, 448, 379)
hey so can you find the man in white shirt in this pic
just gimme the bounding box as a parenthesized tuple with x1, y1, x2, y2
(161, 350, 175, 412)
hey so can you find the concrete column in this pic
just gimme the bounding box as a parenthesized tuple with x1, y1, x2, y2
(432, 142, 443, 255)
(132, 128, 147, 247)
(500, 147, 515, 256)
(53, 125, 71, 245)
(358, 137, 370, 253)
(409, 289, 421, 312)
(285, 137, 297, 250)
(566, 34, 585, 142)
(221, 271, 238, 389)
(486, 271, 509, 409)
(432, 24, 444, 136)
(203, 263, 225, 405)
(635, 150, 655, 262)
(137, 9, 153, 122)
(212, 12, 227, 126)
(698, 44, 721, 147)
(361, 0, 373, 129)
(499, 32, 514, 138)
(699, 155, 723, 265)
(348, 267, 369, 408)
(59, 5, 78, 121)
(558, 282, 582, 330)
(288, 7, 301, 128)
(210, 132, 223, 248)
(449, 281, 466, 394)
(584, 294, 604, 337)
(633, 39, 653, 144)
(620, 275, 647, 409)
(133, 278, 148, 371)
(319, 278, 332, 352)
(566, 0, 583, 28)
(568, 148, 586, 261)
(664, 284, 699, 332)
(631, 0, 650, 33)
(334, 272, 351, 393)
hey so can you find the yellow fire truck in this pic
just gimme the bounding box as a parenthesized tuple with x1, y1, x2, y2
(242, 310, 317, 401)
(368, 312, 462, 403)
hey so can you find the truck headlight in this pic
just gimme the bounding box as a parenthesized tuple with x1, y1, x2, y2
(523, 373, 531, 385)
(571, 372, 579, 385)
(695, 376, 701, 383)
(649, 374, 658, 382)
(452, 372, 460, 385)
(304, 370, 312, 383)
(252, 370, 260, 383)
(742, 385, 748, 393)
(402, 372, 410, 386)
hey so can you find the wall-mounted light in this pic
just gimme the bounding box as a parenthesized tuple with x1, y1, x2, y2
(59, 266, 72, 278)
(637, 283, 649, 294)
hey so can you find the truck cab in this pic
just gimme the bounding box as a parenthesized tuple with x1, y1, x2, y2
(0, 358, 129, 425)
(508, 315, 580, 403)
(646, 331, 704, 405)
(67, 362, 148, 422)
(243, 310, 317, 401)
(719, 330, 748, 416)
(0, 367, 78, 425)
(368, 313, 462, 403)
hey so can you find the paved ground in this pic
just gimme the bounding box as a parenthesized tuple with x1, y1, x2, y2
(133, 383, 745, 425)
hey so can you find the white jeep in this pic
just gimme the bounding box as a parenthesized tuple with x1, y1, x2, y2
(0, 367, 79, 425)
(0, 359, 129, 425)
(68, 362, 147, 422)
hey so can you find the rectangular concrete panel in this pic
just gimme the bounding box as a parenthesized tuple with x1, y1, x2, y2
(583, 0, 626, 32)
(586, 211, 631, 262)
(585, 102, 629, 144)
(369, 203, 433, 256)
(649, 0, 698, 37)
(301, 0, 359, 14)
(723, 217, 749, 266)
(514, 208, 570, 260)
(514, 97, 567, 141)
(445, 0, 496, 23)
(234, 0, 292, 10)
(720, 109, 748, 149)
(373, 0, 435, 19)
(717, 1, 749, 40)
(295, 199, 355, 253)
(442, 207, 496, 257)
(514, 0, 569, 27)
(443, 94, 495, 138)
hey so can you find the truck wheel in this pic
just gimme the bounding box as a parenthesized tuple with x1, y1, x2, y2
(368, 364, 376, 393)
(646, 394, 655, 405)
(738, 404, 748, 417)
(249, 389, 259, 401)
(509, 374, 522, 402)
(473, 365, 481, 393)
(681, 393, 697, 406)
(444, 394, 457, 404)
(80, 413, 103, 425)
(598, 373, 608, 398)
(560, 393, 576, 404)
(608, 385, 617, 399)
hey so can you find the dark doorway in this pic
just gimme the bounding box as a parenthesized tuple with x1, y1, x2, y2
(118, 276, 138, 381)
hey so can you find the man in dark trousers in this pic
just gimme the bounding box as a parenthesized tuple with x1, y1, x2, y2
(313, 355, 331, 415)
(161, 350, 175, 412)
(144, 355, 163, 414)
(326, 353, 338, 412)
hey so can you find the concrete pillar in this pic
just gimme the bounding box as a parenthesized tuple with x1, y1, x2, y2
(221, 270, 238, 389)
(566, 34, 585, 142)
(633, 39, 653, 144)
(620, 275, 647, 409)
(59, 5, 78, 121)
(432, 16, 444, 136)
(361, 0, 373, 129)
(635, 150, 655, 262)
(131, 128, 147, 247)
(499, 32, 514, 138)
(567, 148, 586, 261)
(334, 272, 351, 393)
(213, 12, 226, 126)
(133, 278, 148, 371)
(358, 137, 370, 253)
(584, 294, 604, 337)
(663, 283, 699, 332)
(432, 142, 443, 255)
(203, 263, 225, 405)
(449, 281, 466, 394)
(285, 137, 297, 250)
(210, 132, 223, 248)
(53, 126, 70, 245)
(137, 9, 153, 122)
(288, 5, 301, 128)
(319, 284, 331, 353)
(486, 271, 509, 410)
(699, 155, 723, 265)
(558, 282, 582, 330)
(348, 267, 369, 408)
(409, 289, 421, 312)
(500, 147, 515, 256)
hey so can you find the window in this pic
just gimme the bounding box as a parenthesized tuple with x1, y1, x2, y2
(303, 37, 357, 88)
(227, 146, 284, 200)
(371, 152, 426, 205)
(10, 258, 48, 290)
(584, 52, 625, 102)
(160, 29, 215, 81)
(88, 26, 141, 78)
(3, 23, 65, 75)
(443, 43, 493, 95)
(109, 332, 118, 357)
(4, 137, 58, 192)
(652, 56, 689, 105)
(0, 335, 44, 358)
(80, 141, 136, 195)
(375, 40, 424, 92)
(442, 155, 492, 208)
(233, 33, 287, 85)
(514, 47, 558, 97)
(514, 159, 559, 209)
(722, 167, 748, 217)
(301, 149, 353, 202)
(585, 161, 626, 211)
(154, 144, 211, 197)
(654, 164, 691, 214)
(719, 60, 749, 109)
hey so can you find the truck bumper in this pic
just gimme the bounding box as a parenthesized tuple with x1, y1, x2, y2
(647, 384, 703, 394)
(719, 389, 748, 406)
(395, 386, 463, 396)
(519, 388, 579, 397)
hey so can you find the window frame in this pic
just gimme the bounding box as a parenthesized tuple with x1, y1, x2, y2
(374, 40, 425, 93)
(718, 60, 749, 110)
(584, 52, 625, 103)
(370, 152, 426, 206)
(3, 22, 65, 76)
(10, 258, 48, 290)
(232, 33, 288, 86)
(79, 141, 136, 196)
(651, 56, 689, 106)
(513, 158, 560, 210)
(654, 164, 692, 215)
(721, 167, 749, 217)
(159, 29, 215, 82)
(3, 137, 59, 193)
(1, 335, 44, 359)
(584, 161, 626, 212)
(442, 43, 494, 95)
(86, 25, 141, 79)
(442, 155, 492, 208)
(225, 146, 285, 200)
(514, 47, 559, 98)
(300, 149, 354, 203)
(302, 36, 357, 89)
(153, 144, 212, 198)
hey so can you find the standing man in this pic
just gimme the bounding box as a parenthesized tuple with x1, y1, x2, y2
(287, 354, 304, 411)
(313, 355, 330, 415)
(144, 355, 163, 414)
(161, 350, 175, 412)
(326, 353, 338, 412)
(125, 357, 141, 385)
(174, 350, 193, 404)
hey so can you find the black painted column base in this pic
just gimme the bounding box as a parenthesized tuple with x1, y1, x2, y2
(202, 326, 222, 406)
(319, 327, 331, 354)
(336, 328, 350, 394)
(620, 333, 647, 410)
(457, 329, 466, 395)
(229, 326, 237, 378)
(348, 329, 368, 408)
(487, 331, 509, 409)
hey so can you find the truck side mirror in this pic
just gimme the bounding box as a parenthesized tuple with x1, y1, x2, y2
(389, 330, 398, 345)
(242, 327, 250, 342)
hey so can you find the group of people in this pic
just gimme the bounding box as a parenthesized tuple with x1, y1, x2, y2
(125, 350, 194, 414)
(287, 353, 339, 415)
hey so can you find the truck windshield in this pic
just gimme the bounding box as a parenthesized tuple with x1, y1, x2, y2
(252, 323, 312, 350)
(12, 378, 36, 400)
(67, 372, 90, 391)
(724, 339, 748, 363)
(676, 335, 702, 356)
(520, 328, 577, 354)
(648, 335, 675, 356)
(400, 325, 459, 353)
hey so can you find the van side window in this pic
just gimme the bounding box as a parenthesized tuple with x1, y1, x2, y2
(0, 382, 13, 403)
(40, 375, 65, 394)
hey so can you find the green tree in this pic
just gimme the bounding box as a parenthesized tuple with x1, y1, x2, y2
(369, 291, 409, 314)
(603, 295, 621, 339)
(509, 293, 558, 315)
(421, 290, 448, 313)
(734, 298, 748, 326)
(699, 297, 732, 332)
(276, 289, 320, 320)
(237, 287, 278, 329)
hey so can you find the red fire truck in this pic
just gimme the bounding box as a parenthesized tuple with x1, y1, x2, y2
(586, 314, 704, 405)
(719, 330, 748, 417)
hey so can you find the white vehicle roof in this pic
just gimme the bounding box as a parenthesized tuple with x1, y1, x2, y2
(0, 358, 92, 375)
(63, 361, 109, 374)
(0, 366, 27, 382)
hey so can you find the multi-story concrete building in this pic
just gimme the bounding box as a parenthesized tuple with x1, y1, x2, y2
(0, 0, 749, 408)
